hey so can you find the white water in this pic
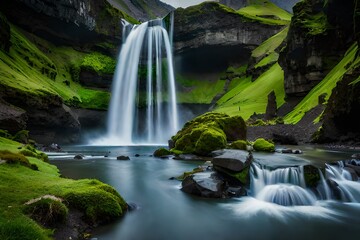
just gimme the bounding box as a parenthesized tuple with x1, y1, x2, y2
(101, 17, 178, 145)
(250, 161, 360, 206)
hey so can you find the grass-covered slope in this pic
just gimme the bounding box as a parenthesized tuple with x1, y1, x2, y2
(215, 63, 285, 119)
(0, 137, 127, 240)
(0, 24, 112, 110)
(237, 1, 292, 25)
(284, 43, 360, 124)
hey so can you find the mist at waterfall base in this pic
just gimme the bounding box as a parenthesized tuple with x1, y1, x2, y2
(92, 16, 179, 146)
(51, 146, 360, 239)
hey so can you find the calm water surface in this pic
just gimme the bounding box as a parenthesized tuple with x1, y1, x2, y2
(50, 145, 360, 240)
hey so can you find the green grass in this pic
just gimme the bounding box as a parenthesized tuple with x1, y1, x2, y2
(215, 63, 285, 119)
(300, 12, 329, 35)
(176, 75, 226, 104)
(251, 26, 289, 59)
(0, 137, 127, 239)
(284, 43, 359, 124)
(81, 52, 116, 75)
(0, 24, 112, 110)
(237, 1, 292, 25)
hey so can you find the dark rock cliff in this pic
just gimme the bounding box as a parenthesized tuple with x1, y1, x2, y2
(0, 0, 135, 45)
(107, 0, 173, 22)
(219, 0, 247, 10)
(0, 86, 80, 144)
(173, 2, 283, 53)
(279, 0, 357, 97)
(0, 13, 10, 52)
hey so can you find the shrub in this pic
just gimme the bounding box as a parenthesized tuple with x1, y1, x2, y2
(0, 150, 30, 167)
(253, 138, 275, 152)
(24, 198, 68, 226)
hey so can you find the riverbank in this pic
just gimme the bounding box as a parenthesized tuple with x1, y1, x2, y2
(0, 137, 127, 240)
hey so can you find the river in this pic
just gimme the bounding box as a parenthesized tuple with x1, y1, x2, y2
(50, 145, 360, 240)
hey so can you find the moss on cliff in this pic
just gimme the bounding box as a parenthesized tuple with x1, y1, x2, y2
(285, 43, 359, 124)
(81, 52, 116, 75)
(0, 24, 112, 110)
(237, 1, 292, 25)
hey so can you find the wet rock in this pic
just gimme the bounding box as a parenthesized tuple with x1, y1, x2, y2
(181, 172, 225, 198)
(344, 163, 360, 177)
(351, 153, 360, 160)
(277, 148, 293, 154)
(117, 155, 130, 160)
(74, 154, 85, 160)
(226, 186, 244, 197)
(292, 149, 303, 154)
(265, 91, 277, 120)
(134, 154, 140, 157)
(272, 133, 298, 145)
(127, 202, 139, 211)
(343, 167, 359, 181)
(172, 154, 211, 161)
(212, 149, 253, 172)
(303, 165, 321, 188)
(168, 139, 175, 149)
(153, 148, 172, 158)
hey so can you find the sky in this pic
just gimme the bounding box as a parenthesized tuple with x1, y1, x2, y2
(160, 0, 213, 8)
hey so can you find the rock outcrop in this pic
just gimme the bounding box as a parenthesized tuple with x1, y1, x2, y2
(173, 2, 283, 53)
(0, 13, 10, 52)
(0, 86, 80, 144)
(107, 0, 173, 22)
(0, 0, 135, 45)
(279, 0, 358, 97)
(219, 0, 247, 10)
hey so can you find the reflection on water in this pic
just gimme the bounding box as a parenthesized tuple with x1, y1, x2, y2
(50, 145, 360, 240)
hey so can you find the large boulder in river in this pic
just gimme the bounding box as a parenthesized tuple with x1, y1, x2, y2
(212, 149, 252, 172)
(181, 172, 225, 198)
(171, 112, 246, 156)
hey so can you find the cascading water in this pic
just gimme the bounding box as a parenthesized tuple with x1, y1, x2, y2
(250, 163, 316, 206)
(105, 15, 178, 145)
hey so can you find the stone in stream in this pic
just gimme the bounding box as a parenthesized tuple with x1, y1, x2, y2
(351, 153, 360, 160)
(74, 154, 85, 160)
(211, 149, 253, 172)
(181, 172, 225, 198)
(117, 155, 130, 160)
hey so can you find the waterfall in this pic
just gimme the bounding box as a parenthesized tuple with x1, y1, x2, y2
(106, 16, 179, 145)
(250, 163, 316, 206)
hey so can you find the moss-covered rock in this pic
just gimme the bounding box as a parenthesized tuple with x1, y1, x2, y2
(12, 130, 29, 144)
(253, 138, 275, 152)
(171, 112, 246, 156)
(64, 185, 126, 224)
(228, 140, 248, 150)
(303, 165, 321, 188)
(24, 198, 68, 227)
(153, 148, 172, 157)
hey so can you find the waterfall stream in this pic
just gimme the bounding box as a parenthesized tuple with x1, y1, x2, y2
(249, 161, 360, 206)
(105, 16, 178, 145)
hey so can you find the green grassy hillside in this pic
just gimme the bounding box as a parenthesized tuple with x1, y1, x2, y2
(0, 137, 127, 240)
(0, 24, 112, 110)
(215, 63, 285, 118)
(237, 1, 292, 25)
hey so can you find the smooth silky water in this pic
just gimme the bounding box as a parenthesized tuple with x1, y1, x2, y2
(50, 145, 360, 240)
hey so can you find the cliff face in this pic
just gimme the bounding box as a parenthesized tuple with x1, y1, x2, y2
(0, 13, 10, 52)
(219, 0, 247, 10)
(173, 2, 283, 53)
(279, 0, 357, 97)
(107, 0, 173, 22)
(0, 0, 136, 45)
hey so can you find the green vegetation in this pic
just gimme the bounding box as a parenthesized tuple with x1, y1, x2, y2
(228, 140, 248, 150)
(251, 26, 289, 59)
(0, 24, 112, 110)
(292, 1, 330, 36)
(176, 75, 226, 104)
(0, 137, 127, 239)
(171, 112, 246, 156)
(153, 148, 172, 157)
(81, 52, 116, 75)
(237, 1, 292, 25)
(176, 167, 204, 181)
(254, 52, 279, 69)
(285, 43, 360, 124)
(215, 166, 250, 185)
(215, 63, 285, 119)
(252, 138, 275, 152)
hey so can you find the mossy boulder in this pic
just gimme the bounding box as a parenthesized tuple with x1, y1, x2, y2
(64, 184, 127, 224)
(171, 112, 246, 156)
(228, 140, 247, 150)
(253, 138, 275, 152)
(153, 148, 172, 157)
(303, 165, 321, 188)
